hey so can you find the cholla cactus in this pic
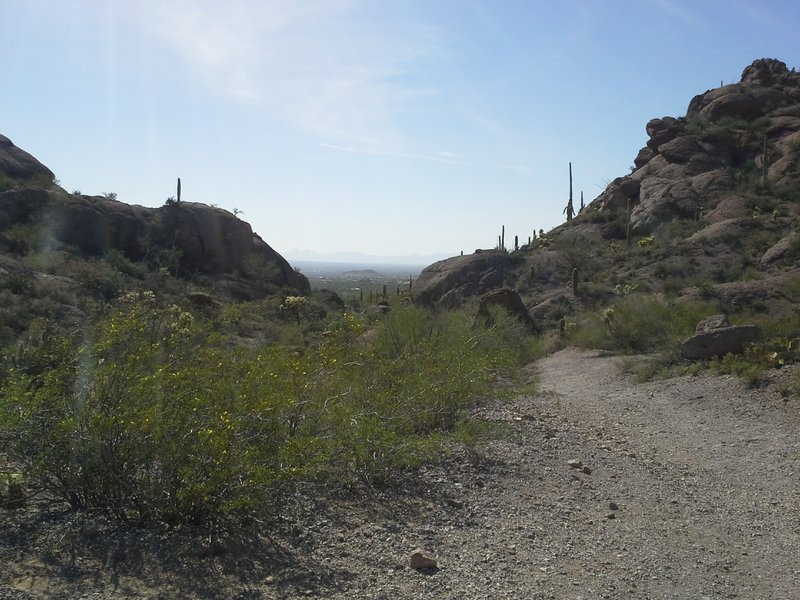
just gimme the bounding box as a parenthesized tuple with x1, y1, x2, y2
(282, 296, 308, 325)
(602, 307, 616, 333)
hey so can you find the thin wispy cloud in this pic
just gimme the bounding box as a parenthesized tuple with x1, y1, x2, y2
(500, 164, 530, 173)
(646, 0, 703, 28)
(129, 0, 447, 144)
(319, 142, 528, 173)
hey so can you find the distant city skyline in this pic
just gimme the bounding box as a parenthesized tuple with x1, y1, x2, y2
(3, 1, 798, 259)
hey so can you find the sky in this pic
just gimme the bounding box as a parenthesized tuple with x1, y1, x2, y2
(2, 1, 799, 264)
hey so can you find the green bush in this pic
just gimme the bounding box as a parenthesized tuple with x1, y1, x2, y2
(0, 298, 532, 526)
(0, 174, 15, 193)
(0, 273, 32, 295)
(3, 223, 43, 254)
(707, 353, 766, 388)
(105, 249, 147, 279)
(570, 294, 718, 353)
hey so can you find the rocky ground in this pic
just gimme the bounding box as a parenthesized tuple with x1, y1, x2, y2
(2, 347, 799, 599)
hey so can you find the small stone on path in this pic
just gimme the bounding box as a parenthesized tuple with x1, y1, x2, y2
(409, 548, 438, 570)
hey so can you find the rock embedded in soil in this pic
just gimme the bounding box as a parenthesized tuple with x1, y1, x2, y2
(409, 548, 438, 570)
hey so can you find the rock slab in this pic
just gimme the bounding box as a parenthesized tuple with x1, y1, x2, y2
(680, 325, 762, 360)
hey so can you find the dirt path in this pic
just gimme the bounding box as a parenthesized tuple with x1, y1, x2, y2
(2, 348, 799, 599)
(306, 348, 800, 599)
(522, 348, 800, 599)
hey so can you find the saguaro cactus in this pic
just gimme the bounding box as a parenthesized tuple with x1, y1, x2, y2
(563, 163, 575, 221)
(177, 177, 181, 204)
(572, 267, 579, 296)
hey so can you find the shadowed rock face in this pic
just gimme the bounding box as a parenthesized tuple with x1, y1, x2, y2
(475, 288, 537, 332)
(0, 135, 55, 182)
(0, 136, 309, 299)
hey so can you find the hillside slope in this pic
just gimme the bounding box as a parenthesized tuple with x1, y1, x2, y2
(0, 135, 309, 343)
(413, 58, 800, 325)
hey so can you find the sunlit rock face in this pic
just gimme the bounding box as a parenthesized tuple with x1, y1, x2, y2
(588, 58, 800, 234)
(411, 250, 515, 306)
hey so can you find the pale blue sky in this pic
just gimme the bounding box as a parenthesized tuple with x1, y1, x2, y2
(2, 0, 798, 262)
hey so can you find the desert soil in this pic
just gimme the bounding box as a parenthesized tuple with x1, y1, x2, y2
(2, 347, 799, 599)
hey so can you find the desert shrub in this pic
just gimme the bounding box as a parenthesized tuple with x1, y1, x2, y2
(744, 193, 776, 216)
(22, 248, 66, 274)
(2, 223, 43, 254)
(616, 347, 684, 382)
(707, 352, 767, 388)
(0, 298, 531, 526)
(658, 219, 704, 244)
(0, 174, 16, 193)
(653, 259, 692, 280)
(0, 272, 32, 295)
(75, 260, 121, 300)
(716, 115, 770, 132)
(637, 235, 655, 247)
(580, 281, 615, 306)
(105, 248, 147, 279)
(570, 294, 718, 353)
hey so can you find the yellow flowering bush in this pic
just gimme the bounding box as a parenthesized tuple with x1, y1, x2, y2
(0, 298, 532, 526)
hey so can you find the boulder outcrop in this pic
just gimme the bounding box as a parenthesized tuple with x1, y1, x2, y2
(0, 136, 309, 299)
(411, 250, 515, 307)
(589, 59, 800, 234)
(0, 135, 55, 183)
(681, 323, 762, 360)
(474, 288, 537, 332)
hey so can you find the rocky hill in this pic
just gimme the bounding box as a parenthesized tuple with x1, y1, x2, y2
(413, 58, 800, 325)
(0, 134, 309, 343)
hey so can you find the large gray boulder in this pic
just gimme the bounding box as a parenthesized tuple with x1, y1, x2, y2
(474, 288, 537, 331)
(760, 233, 799, 266)
(645, 117, 684, 150)
(680, 320, 762, 360)
(687, 59, 795, 123)
(411, 250, 514, 307)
